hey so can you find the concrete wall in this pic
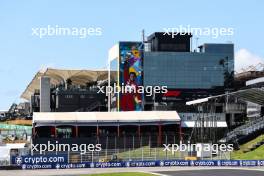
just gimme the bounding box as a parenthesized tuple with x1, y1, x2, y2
(40, 76, 50, 112)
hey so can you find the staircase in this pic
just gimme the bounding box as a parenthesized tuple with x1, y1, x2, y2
(243, 139, 264, 153)
(75, 101, 101, 112)
(222, 116, 264, 144)
(8, 103, 17, 114)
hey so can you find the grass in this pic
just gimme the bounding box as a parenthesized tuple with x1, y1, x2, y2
(81, 173, 155, 176)
(3, 119, 32, 126)
(231, 134, 264, 160)
(118, 147, 179, 158)
(231, 145, 264, 160)
(111, 146, 180, 160)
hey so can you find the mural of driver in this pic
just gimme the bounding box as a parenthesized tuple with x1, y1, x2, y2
(120, 43, 143, 111)
(121, 72, 142, 111)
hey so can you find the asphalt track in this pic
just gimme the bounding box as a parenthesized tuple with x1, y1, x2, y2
(157, 169, 264, 176)
(0, 167, 264, 176)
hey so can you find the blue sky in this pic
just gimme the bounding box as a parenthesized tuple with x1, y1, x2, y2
(0, 0, 264, 110)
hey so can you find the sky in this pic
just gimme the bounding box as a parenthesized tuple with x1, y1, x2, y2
(0, 0, 264, 110)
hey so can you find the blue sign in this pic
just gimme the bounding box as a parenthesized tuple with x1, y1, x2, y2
(11, 155, 264, 169)
(11, 154, 68, 169)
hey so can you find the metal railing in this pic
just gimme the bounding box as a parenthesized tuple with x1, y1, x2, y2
(223, 116, 264, 142)
(31, 147, 231, 163)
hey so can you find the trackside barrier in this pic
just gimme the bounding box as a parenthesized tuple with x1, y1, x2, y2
(10, 156, 264, 169)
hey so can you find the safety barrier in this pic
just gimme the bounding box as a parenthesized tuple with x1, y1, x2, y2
(10, 155, 264, 169)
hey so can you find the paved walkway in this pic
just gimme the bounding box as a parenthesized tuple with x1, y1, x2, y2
(0, 167, 264, 176)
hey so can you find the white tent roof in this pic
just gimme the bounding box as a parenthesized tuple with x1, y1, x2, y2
(33, 111, 181, 126)
(21, 68, 117, 100)
(0, 143, 26, 160)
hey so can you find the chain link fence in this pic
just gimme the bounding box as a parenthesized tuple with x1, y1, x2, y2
(31, 134, 231, 163)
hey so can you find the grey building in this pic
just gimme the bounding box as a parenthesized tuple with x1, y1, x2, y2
(144, 43, 234, 89)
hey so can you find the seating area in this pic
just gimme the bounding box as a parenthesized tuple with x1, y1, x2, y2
(223, 116, 264, 143)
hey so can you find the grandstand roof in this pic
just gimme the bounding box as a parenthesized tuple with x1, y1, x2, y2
(232, 88, 264, 105)
(33, 111, 181, 126)
(246, 77, 264, 86)
(21, 68, 116, 100)
(235, 71, 264, 82)
(186, 88, 264, 106)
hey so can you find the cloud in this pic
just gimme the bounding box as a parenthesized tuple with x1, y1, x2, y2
(235, 49, 264, 72)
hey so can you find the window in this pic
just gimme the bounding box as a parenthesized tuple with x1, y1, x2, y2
(65, 95, 73, 99)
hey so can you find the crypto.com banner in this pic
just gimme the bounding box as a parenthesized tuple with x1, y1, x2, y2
(11, 155, 264, 169)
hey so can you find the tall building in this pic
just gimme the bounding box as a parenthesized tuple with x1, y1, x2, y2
(109, 32, 235, 112)
(108, 32, 235, 141)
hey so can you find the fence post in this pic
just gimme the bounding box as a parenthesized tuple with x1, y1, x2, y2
(173, 135, 176, 157)
(129, 148, 131, 161)
(124, 135, 126, 151)
(68, 150, 70, 164)
(106, 136, 108, 160)
(165, 135, 168, 160)
(149, 135, 151, 156)
(140, 134, 142, 148)
(141, 147, 144, 161)
(115, 135, 117, 154)
(132, 135, 135, 151)
(155, 148, 157, 160)
(92, 151, 93, 162)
